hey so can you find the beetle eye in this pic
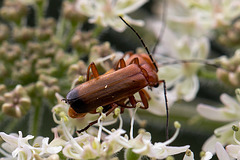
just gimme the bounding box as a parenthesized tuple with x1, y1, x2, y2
(154, 83, 159, 88)
(62, 98, 68, 104)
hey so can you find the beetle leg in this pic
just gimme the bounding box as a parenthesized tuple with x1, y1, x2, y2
(129, 57, 140, 65)
(87, 62, 100, 81)
(77, 103, 119, 134)
(141, 89, 151, 100)
(159, 79, 169, 140)
(129, 95, 137, 107)
(116, 101, 135, 108)
(138, 90, 149, 109)
(115, 58, 127, 70)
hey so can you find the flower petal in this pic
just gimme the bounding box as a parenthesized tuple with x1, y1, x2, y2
(220, 93, 240, 111)
(215, 142, 230, 160)
(197, 104, 236, 122)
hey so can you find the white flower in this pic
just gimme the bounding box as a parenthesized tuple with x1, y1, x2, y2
(0, 131, 35, 160)
(202, 122, 236, 154)
(224, 122, 240, 159)
(156, 35, 209, 102)
(197, 89, 240, 153)
(128, 121, 190, 159)
(75, 0, 147, 32)
(0, 131, 63, 160)
(33, 137, 63, 156)
(163, 0, 240, 36)
(62, 128, 127, 159)
(197, 93, 240, 122)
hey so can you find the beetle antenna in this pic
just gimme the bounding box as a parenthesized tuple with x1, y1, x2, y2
(119, 16, 158, 72)
(152, 0, 167, 55)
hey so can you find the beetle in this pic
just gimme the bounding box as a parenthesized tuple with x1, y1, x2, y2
(64, 16, 169, 134)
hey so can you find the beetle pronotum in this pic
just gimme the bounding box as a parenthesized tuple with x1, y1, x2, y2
(64, 16, 169, 138)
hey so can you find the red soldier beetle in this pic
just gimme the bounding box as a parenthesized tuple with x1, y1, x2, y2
(63, 16, 169, 138)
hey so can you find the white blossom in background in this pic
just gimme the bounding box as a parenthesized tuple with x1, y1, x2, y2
(164, 0, 240, 37)
(155, 34, 209, 102)
(75, 0, 148, 32)
(197, 88, 240, 153)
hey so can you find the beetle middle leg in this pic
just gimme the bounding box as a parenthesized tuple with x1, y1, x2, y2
(115, 58, 127, 70)
(87, 62, 100, 81)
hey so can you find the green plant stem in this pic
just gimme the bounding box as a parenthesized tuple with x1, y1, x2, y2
(30, 99, 44, 137)
(35, 0, 46, 25)
(56, 16, 66, 40)
(92, 25, 104, 38)
(63, 22, 79, 50)
(198, 68, 217, 80)
(5, 118, 19, 133)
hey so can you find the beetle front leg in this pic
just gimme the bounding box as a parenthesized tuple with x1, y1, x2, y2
(138, 90, 149, 109)
(159, 79, 169, 140)
(87, 62, 100, 81)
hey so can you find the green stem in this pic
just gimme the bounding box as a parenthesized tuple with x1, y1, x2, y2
(63, 22, 79, 50)
(56, 16, 66, 40)
(5, 118, 19, 133)
(35, 0, 47, 25)
(198, 68, 217, 80)
(29, 99, 44, 137)
(92, 25, 104, 38)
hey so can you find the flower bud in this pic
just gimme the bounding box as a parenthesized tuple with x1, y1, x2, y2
(35, 18, 56, 41)
(0, 42, 22, 62)
(216, 50, 240, 87)
(36, 74, 60, 97)
(67, 60, 87, 81)
(1, 85, 31, 118)
(0, 1, 28, 23)
(71, 31, 98, 53)
(0, 24, 9, 42)
(63, 1, 87, 23)
(13, 27, 34, 43)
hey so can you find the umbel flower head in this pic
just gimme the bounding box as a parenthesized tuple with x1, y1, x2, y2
(51, 93, 190, 160)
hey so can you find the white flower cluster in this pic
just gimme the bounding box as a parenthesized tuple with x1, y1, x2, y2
(0, 131, 63, 160)
(148, 0, 240, 107)
(75, 0, 148, 32)
(0, 93, 190, 160)
(197, 88, 240, 159)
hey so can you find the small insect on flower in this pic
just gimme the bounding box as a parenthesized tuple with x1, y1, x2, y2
(63, 16, 169, 136)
